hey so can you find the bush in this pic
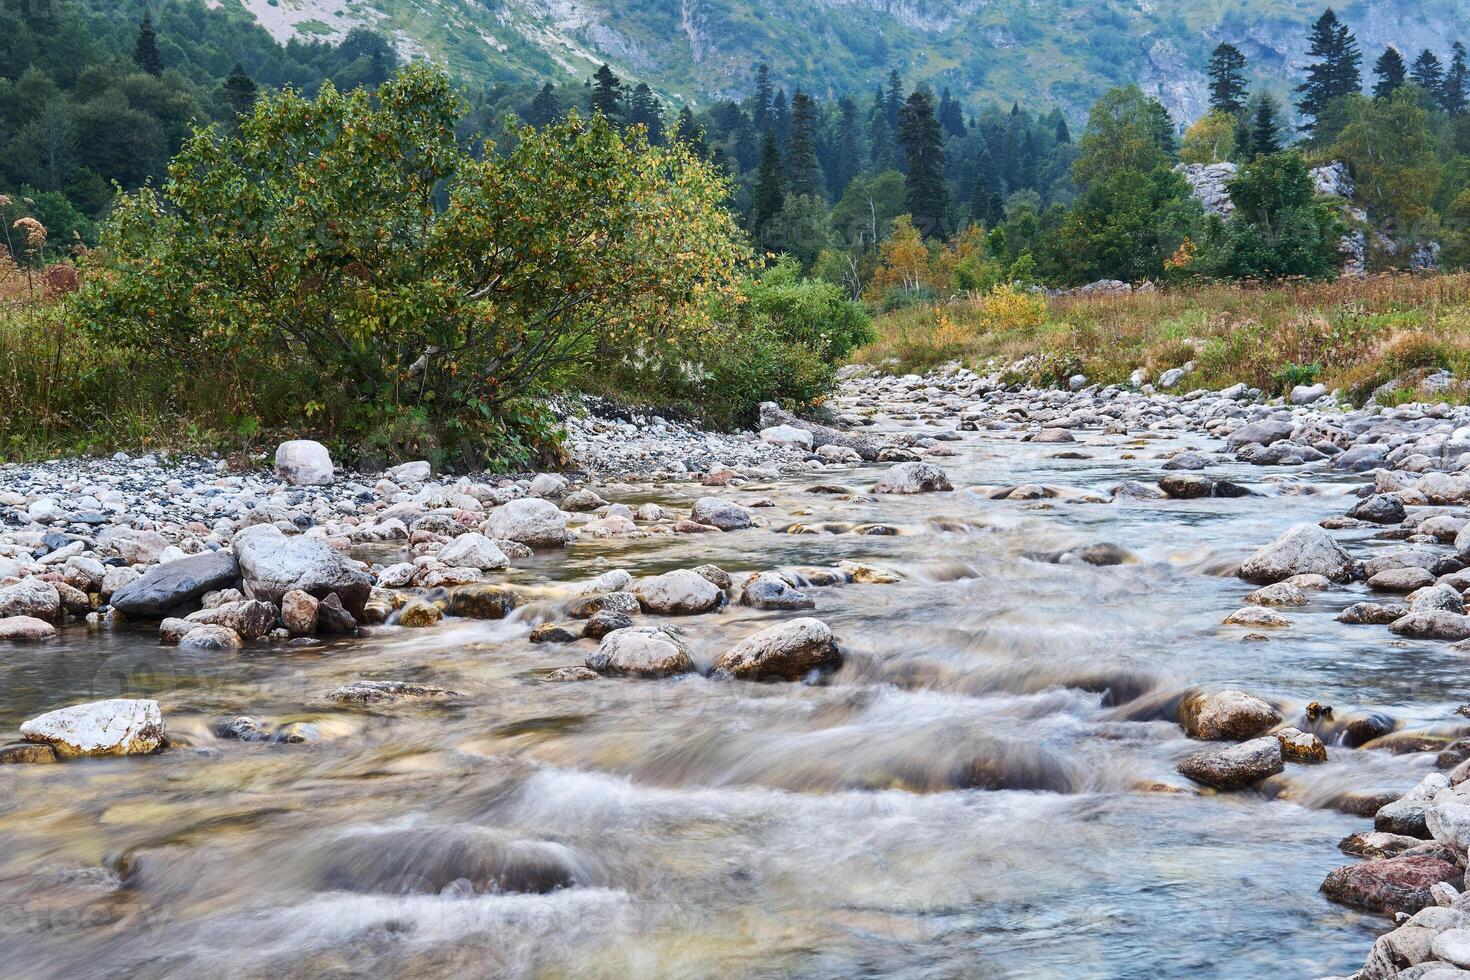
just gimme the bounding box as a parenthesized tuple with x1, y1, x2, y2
(71, 66, 748, 467)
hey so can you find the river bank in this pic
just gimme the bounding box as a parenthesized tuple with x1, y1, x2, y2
(5, 369, 1470, 976)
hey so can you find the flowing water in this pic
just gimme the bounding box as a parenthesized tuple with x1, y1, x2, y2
(0, 418, 1453, 979)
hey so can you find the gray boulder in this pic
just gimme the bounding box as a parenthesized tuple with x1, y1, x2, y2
(234, 525, 371, 616)
(1238, 523, 1354, 584)
(110, 551, 239, 618)
(711, 618, 841, 681)
(1176, 736, 1284, 790)
(586, 626, 695, 677)
(274, 439, 334, 486)
(690, 497, 754, 531)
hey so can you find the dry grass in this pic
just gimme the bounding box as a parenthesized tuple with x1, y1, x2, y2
(856, 274, 1470, 402)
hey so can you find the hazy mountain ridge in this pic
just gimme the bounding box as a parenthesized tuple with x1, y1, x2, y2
(236, 0, 1465, 119)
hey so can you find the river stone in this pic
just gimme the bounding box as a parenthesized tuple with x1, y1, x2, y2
(0, 578, 62, 622)
(1238, 523, 1354, 584)
(1341, 831, 1426, 859)
(1351, 495, 1409, 525)
(1162, 452, 1210, 471)
(63, 555, 105, 592)
(570, 591, 641, 619)
(873, 461, 952, 494)
(692, 564, 733, 591)
(1223, 606, 1290, 628)
(316, 593, 357, 634)
(528, 473, 569, 498)
(0, 742, 59, 764)
(1413, 585, 1465, 614)
(1226, 418, 1295, 449)
(689, 497, 753, 531)
(1372, 567, 1438, 593)
(179, 624, 243, 651)
(760, 425, 814, 450)
(1245, 582, 1308, 607)
(158, 618, 193, 645)
(1321, 855, 1464, 914)
(1178, 690, 1281, 741)
(739, 572, 815, 611)
(234, 525, 371, 616)
(1378, 798, 1435, 839)
(1276, 727, 1328, 763)
(586, 626, 695, 677)
(397, 600, 441, 628)
(484, 498, 567, 549)
(1176, 736, 1284, 790)
(1340, 601, 1410, 625)
(530, 624, 578, 644)
(326, 681, 458, 705)
(20, 698, 166, 758)
(1391, 611, 1470, 641)
(274, 439, 334, 486)
(635, 570, 723, 615)
(282, 590, 319, 636)
(1433, 930, 1470, 969)
(0, 616, 57, 641)
(560, 489, 607, 512)
(711, 618, 840, 681)
(583, 610, 633, 639)
(547, 666, 600, 682)
(438, 532, 509, 571)
(186, 599, 276, 641)
(1158, 474, 1214, 499)
(1427, 802, 1470, 851)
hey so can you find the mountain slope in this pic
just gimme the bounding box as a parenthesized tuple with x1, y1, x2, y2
(234, 0, 1466, 120)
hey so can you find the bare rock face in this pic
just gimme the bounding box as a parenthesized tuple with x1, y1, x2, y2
(1322, 855, 1463, 915)
(586, 626, 695, 678)
(1238, 523, 1354, 584)
(1178, 690, 1281, 741)
(20, 699, 166, 758)
(274, 439, 335, 486)
(710, 618, 840, 681)
(1176, 736, 1284, 790)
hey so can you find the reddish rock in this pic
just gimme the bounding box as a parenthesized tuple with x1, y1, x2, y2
(1321, 855, 1464, 914)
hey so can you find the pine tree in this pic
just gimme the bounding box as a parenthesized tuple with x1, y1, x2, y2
(753, 65, 774, 134)
(898, 90, 948, 237)
(671, 106, 710, 158)
(1054, 117, 1071, 145)
(590, 64, 623, 121)
(831, 96, 863, 197)
(1445, 42, 1469, 115)
(750, 134, 786, 242)
(970, 169, 1003, 228)
(222, 64, 256, 128)
(885, 70, 903, 131)
(1207, 43, 1249, 115)
(627, 83, 665, 144)
(525, 83, 563, 128)
(1374, 47, 1407, 98)
(938, 88, 966, 137)
(786, 90, 822, 198)
(1297, 8, 1361, 136)
(1252, 95, 1284, 155)
(134, 10, 162, 76)
(1410, 50, 1445, 95)
(772, 89, 789, 146)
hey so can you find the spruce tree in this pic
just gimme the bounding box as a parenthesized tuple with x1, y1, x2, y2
(885, 70, 903, 131)
(627, 83, 665, 144)
(1410, 50, 1445, 94)
(753, 65, 774, 133)
(772, 89, 789, 146)
(590, 64, 623, 121)
(868, 91, 900, 172)
(134, 10, 162, 76)
(750, 133, 786, 242)
(222, 64, 257, 128)
(898, 90, 948, 237)
(831, 96, 864, 197)
(1297, 8, 1361, 136)
(1445, 42, 1469, 115)
(1207, 43, 1249, 115)
(525, 83, 563, 128)
(938, 88, 966, 137)
(970, 169, 1003, 228)
(1374, 47, 1407, 98)
(786, 90, 822, 199)
(1054, 116, 1071, 145)
(1233, 112, 1254, 160)
(1252, 96, 1283, 155)
(672, 106, 712, 159)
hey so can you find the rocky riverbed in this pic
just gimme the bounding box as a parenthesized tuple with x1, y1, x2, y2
(8, 370, 1470, 976)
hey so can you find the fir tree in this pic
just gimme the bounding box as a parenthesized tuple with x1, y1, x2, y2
(222, 64, 256, 129)
(1252, 95, 1284, 155)
(590, 64, 623, 121)
(1410, 49, 1445, 95)
(1374, 47, 1407, 98)
(672, 106, 710, 159)
(786, 90, 822, 198)
(1054, 117, 1071, 145)
(885, 70, 903, 131)
(750, 133, 786, 243)
(627, 83, 665, 144)
(752, 65, 774, 134)
(1207, 43, 1249, 115)
(1445, 42, 1469, 115)
(1297, 8, 1361, 136)
(898, 90, 948, 237)
(868, 91, 901, 172)
(772, 89, 789, 146)
(134, 10, 162, 76)
(831, 96, 863, 197)
(970, 169, 1003, 228)
(938, 88, 966, 137)
(524, 83, 563, 128)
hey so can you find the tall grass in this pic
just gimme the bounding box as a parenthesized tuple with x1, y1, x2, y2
(856, 274, 1470, 402)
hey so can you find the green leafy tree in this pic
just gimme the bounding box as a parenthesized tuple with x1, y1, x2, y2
(1180, 111, 1237, 164)
(1208, 43, 1249, 115)
(1333, 87, 1442, 230)
(1204, 152, 1342, 279)
(1374, 47, 1406, 98)
(73, 66, 749, 463)
(1056, 167, 1201, 284)
(764, 194, 833, 270)
(898, 89, 948, 237)
(1073, 85, 1175, 188)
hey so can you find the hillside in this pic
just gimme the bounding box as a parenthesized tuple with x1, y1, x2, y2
(235, 0, 1466, 119)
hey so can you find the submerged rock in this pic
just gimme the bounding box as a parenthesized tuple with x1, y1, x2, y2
(326, 681, 459, 705)
(739, 572, 815, 611)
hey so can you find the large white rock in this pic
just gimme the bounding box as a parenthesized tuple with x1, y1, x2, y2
(635, 569, 723, 614)
(437, 532, 509, 571)
(234, 524, 372, 614)
(586, 626, 695, 677)
(1239, 523, 1354, 584)
(484, 498, 567, 548)
(20, 699, 166, 758)
(0, 578, 61, 622)
(873, 461, 952, 494)
(275, 440, 335, 486)
(689, 497, 753, 531)
(528, 473, 569, 498)
(384, 460, 431, 484)
(760, 425, 814, 450)
(0, 616, 57, 641)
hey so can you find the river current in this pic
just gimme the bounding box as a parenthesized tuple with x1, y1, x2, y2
(0, 414, 1448, 979)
